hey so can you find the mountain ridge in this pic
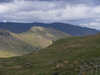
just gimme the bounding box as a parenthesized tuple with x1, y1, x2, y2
(0, 22, 99, 36)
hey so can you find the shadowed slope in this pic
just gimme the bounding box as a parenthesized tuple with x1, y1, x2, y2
(0, 30, 35, 58)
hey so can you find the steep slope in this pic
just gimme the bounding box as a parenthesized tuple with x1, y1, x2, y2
(0, 34, 100, 75)
(0, 22, 99, 36)
(0, 30, 35, 58)
(12, 26, 70, 48)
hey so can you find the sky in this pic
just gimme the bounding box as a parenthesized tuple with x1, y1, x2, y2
(0, 0, 100, 30)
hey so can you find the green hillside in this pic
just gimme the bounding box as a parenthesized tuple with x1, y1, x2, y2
(0, 33, 100, 75)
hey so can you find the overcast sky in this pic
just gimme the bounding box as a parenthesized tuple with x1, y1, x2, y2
(0, 0, 100, 30)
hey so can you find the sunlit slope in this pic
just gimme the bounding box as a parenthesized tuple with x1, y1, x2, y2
(0, 34, 100, 75)
(0, 30, 34, 58)
(12, 26, 70, 48)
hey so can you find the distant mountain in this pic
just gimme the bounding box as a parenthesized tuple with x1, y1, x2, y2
(0, 22, 99, 36)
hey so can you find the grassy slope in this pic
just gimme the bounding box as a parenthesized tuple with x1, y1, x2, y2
(0, 34, 100, 75)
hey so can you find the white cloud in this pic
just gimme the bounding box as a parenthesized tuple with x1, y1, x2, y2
(80, 22, 100, 30)
(0, 5, 9, 13)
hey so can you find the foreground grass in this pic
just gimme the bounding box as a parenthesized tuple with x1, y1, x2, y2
(0, 34, 100, 75)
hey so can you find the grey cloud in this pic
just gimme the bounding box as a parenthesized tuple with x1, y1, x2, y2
(0, 0, 100, 30)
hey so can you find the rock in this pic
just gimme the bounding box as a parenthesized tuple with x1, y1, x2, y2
(64, 60, 69, 64)
(56, 63, 64, 69)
